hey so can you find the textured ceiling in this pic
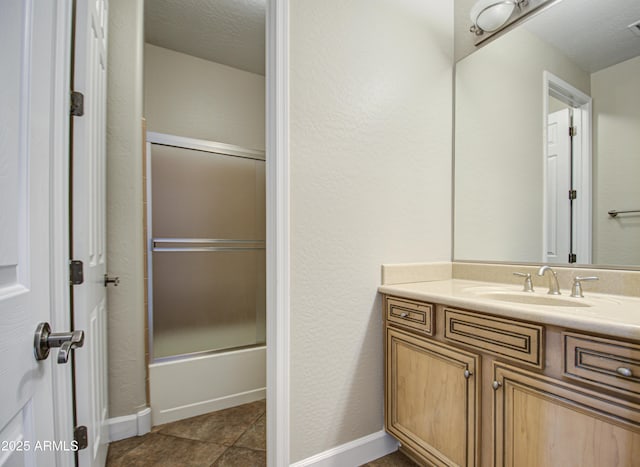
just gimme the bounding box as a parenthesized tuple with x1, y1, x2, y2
(524, 0, 640, 73)
(145, 0, 266, 75)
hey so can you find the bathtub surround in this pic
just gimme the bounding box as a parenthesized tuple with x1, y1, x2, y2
(289, 0, 453, 463)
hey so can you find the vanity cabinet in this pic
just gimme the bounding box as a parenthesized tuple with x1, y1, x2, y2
(383, 294, 640, 467)
(493, 362, 640, 467)
(386, 327, 479, 467)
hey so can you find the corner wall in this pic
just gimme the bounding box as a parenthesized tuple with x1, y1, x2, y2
(106, 0, 147, 418)
(289, 0, 453, 462)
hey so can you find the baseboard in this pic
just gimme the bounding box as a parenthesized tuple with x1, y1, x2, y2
(290, 430, 399, 467)
(108, 407, 152, 442)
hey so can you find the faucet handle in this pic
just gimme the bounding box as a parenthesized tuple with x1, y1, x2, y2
(571, 276, 599, 298)
(513, 272, 534, 292)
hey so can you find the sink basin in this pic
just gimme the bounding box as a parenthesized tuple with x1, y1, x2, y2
(479, 292, 591, 307)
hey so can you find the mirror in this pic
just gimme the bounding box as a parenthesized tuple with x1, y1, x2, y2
(454, 0, 640, 268)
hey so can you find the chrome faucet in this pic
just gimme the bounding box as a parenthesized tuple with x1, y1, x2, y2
(571, 276, 599, 298)
(513, 272, 534, 292)
(537, 265, 561, 295)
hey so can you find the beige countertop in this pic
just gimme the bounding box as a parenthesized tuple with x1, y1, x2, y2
(379, 279, 640, 341)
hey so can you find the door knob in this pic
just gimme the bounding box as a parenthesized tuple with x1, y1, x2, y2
(34, 322, 85, 364)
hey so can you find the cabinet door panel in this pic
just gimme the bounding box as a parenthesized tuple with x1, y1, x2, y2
(386, 327, 479, 466)
(494, 362, 640, 467)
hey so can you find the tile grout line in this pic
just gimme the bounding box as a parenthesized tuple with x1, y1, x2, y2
(230, 410, 267, 449)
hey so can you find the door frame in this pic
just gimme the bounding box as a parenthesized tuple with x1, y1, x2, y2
(542, 71, 592, 264)
(50, 1, 76, 466)
(266, 1, 291, 466)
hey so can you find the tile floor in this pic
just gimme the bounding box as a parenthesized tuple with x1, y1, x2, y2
(106, 399, 417, 466)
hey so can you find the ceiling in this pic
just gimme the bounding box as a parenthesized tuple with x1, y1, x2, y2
(145, 0, 266, 75)
(524, 0, 640, 73)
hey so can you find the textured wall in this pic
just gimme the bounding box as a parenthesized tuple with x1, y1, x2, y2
(144, 44, 265, 150)
(289, 0, 453, 461)
(592, 56, 640, 266)
(454, 27, 590, 263)
(106, 0, 147, 418)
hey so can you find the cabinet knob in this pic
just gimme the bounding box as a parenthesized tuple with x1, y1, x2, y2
(464, 369, 472, 379)
(399, 312, 408, 318)
(492, 380, 502, 390)
(616, 367, 633, 378)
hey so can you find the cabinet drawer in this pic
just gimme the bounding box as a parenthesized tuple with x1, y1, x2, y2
(563, 332, 640, 397)
(444, 308, 544, 369)
(385, 296, 434, 335)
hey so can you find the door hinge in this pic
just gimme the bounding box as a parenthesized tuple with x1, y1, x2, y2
(73, 425, 88, 450)
(568, 253, 577, 263)
(70, 260, 84, 285)
(70, 91, 84, 116)
(569, 190, 577, 200)
(569, 126, 577, 137)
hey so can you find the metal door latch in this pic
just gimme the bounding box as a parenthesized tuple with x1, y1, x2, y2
(104, 274, 120, 287)
(34, 322, 84, 364)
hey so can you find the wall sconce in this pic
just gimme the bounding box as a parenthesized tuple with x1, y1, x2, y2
(469, 0, 528, 35)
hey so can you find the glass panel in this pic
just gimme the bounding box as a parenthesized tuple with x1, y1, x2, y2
(151, 144, 265, 240)
(152, 250, 265, 358)
(150, 143, 265, 359)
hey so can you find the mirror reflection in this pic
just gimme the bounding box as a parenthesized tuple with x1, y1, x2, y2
(454, 0, 640, 267)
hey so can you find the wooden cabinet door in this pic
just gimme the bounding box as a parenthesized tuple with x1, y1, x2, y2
(386, 327, 480, 466)
(493, 362, 640, 467)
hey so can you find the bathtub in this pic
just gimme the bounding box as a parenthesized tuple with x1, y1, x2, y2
(149, 345, 266, 425)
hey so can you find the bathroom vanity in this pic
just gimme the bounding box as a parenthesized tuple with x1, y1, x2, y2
(380, 275, 640, 467)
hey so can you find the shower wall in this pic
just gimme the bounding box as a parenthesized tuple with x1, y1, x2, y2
(144, 44, 265, 149)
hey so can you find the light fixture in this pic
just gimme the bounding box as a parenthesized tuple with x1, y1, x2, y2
(469, 0, 527, 35)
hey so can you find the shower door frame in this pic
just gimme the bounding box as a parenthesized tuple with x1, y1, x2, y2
(145, 131, 266, 362)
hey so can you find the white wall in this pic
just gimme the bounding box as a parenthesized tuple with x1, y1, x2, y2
(144, 44, 265, 150)
(591, 56, 640, 265)
(106, 0, 146, 418)
(289, 0, 453, 462)
(454, 27, 590, 263)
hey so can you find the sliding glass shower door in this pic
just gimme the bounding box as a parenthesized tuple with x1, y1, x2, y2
(149, 141, 265, 360)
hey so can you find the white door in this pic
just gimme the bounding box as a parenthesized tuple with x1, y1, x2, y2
(545, 109, 572, 263)
(0, 1, 74, 466)
(71, 0, 110, 466)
